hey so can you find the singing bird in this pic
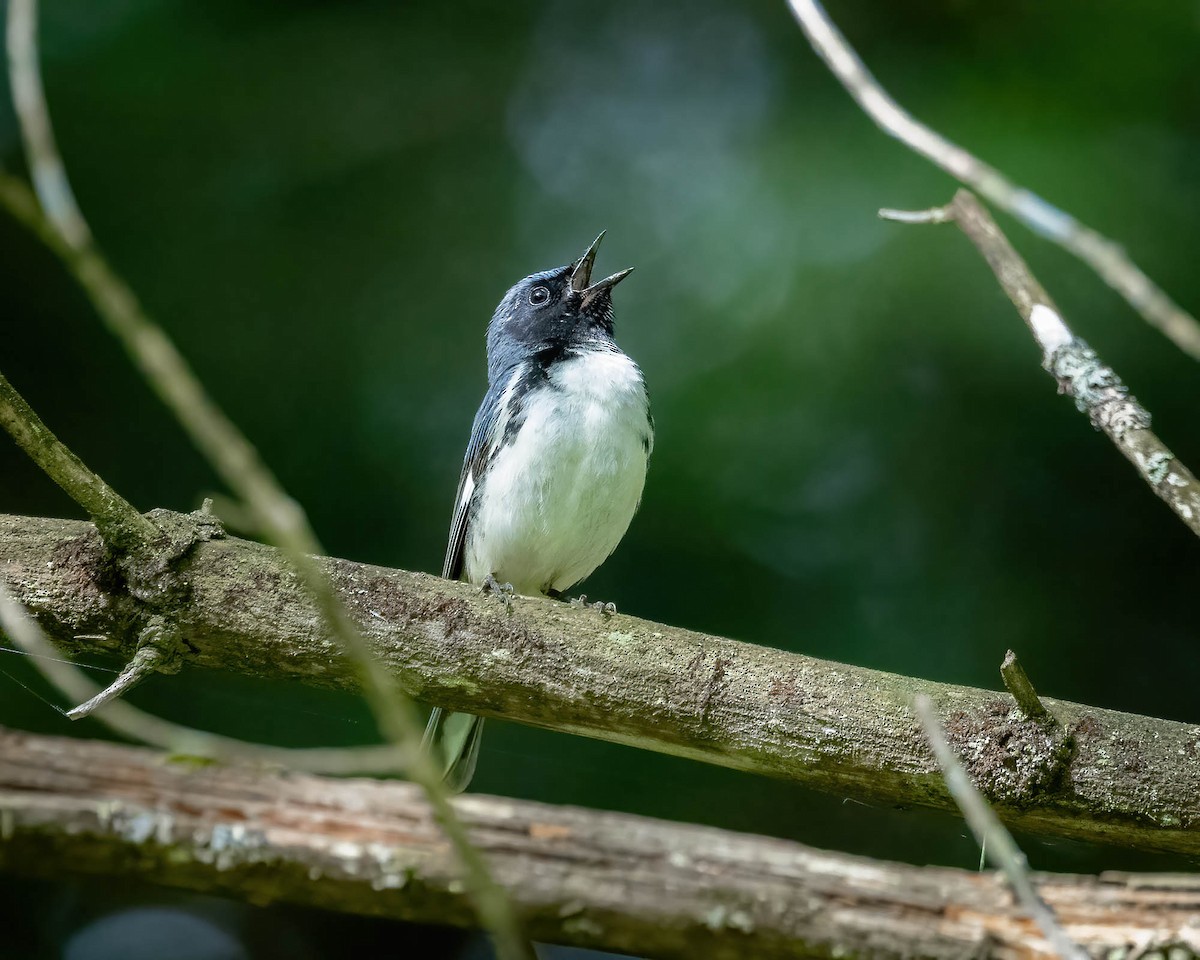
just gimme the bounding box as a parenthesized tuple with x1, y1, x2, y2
(423, 233, 653, 791)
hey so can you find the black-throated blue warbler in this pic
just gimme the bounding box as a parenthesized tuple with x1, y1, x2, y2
(423, 233, 653, 791)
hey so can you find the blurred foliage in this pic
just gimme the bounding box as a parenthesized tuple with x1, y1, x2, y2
(2, 0, 1198, 956)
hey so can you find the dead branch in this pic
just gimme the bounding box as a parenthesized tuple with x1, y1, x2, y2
(2, 726, 1198, 960)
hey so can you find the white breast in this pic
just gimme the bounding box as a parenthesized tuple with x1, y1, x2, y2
(465, 348, 651, 595)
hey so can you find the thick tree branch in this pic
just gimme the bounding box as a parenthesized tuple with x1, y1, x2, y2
(786, 0, 1200, 359)
(3, 727, 1199, 960)
(881, 190, 1200, 538)
(3, 513, 1199, 858)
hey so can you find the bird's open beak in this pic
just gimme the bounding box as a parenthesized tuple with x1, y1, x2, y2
(570, 232, 605, 292)
(571, 231, 633, 306)
(580, 267, 634, 308)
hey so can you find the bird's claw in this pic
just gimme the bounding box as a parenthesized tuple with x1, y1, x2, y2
(481, 574, 515, 610)
(570, 594, 617, 616)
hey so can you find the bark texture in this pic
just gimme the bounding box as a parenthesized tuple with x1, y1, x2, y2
(3, 727, 1200, 960)
(2, 512, 1200, 856)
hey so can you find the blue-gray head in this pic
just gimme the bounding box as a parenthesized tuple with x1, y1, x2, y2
(486, 232, 633, 384)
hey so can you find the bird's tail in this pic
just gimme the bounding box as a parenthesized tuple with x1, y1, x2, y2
(421, 707, 485, 794)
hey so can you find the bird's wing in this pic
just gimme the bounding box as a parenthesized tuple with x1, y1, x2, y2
(442, 380, 506, 581)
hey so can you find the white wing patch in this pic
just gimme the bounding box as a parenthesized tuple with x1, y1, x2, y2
(457, 469, 475, 512)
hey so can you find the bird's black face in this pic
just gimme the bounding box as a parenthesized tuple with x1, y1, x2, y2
(486, 233, 632, 380)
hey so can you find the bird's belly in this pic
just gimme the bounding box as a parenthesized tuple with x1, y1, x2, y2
(465, 386, 649, 595)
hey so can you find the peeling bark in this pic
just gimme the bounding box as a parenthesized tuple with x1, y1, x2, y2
(2, 512, 1200, 856)
(2, 727, 1199, 960)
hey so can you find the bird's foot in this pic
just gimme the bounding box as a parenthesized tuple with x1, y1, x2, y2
(569, 594, 617, 616)
(480, 573, 515, 610)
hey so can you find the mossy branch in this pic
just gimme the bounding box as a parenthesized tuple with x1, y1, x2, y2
(3, 511, 1199, 858)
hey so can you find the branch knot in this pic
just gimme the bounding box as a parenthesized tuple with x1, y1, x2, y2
(120, 508, 225, 607)
(942, 700, 1074, 808)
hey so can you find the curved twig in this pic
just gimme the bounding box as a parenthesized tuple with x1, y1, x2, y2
(787, 0, 1200, 359)
(3, 3, 530, 955)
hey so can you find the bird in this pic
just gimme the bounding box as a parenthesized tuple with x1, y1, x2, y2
(422, 232, 653, 792)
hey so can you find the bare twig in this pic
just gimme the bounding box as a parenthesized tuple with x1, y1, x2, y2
(3, 5, 529, 955)
(0, 369, 156, 552)
(787, 0, 1200, 359)
(5, 0, 88, 248)
(64, 644, 162, 720)
(64, 616, 180, 720)
(999, 650, 1051, 724)
(882, 190, 1200, 538)
(915, 696, 1089, 960)
(877, 206, 952, 225)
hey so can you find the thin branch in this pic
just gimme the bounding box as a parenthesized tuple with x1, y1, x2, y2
(3, 5, 530, 956)
(0, 175, 426, 733)
(6, 512, 1200, 858)
(883, 189, 1200, 538)
(0, 369, 156, 552)
(999, 650, 1051, 724)
(788, 0, 1200, 359)
(915, 695, 1088, 960)
(5, 0, 88, 249)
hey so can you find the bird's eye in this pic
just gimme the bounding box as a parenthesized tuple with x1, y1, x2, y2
(528, 285, 551, 306)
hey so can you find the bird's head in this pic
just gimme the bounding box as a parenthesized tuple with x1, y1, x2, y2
(486, 232, 632, 381)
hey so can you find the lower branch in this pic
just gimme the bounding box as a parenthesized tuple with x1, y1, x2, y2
(3, 513, 1200, 857)
(2, 727, 1199, 960)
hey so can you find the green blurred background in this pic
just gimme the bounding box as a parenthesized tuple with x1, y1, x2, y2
(1, 0, 1198, 956)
